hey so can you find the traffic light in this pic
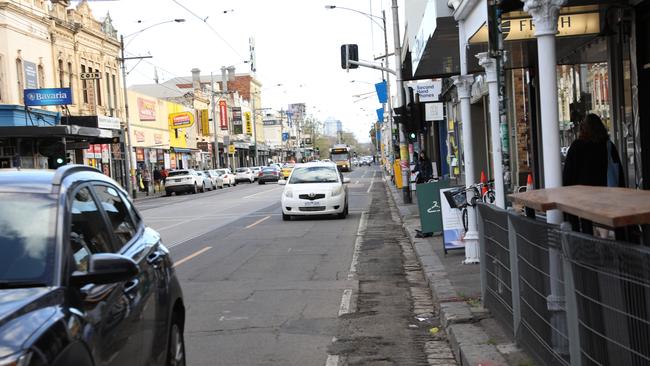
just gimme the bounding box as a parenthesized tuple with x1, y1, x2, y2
(340, 44, 359, 69)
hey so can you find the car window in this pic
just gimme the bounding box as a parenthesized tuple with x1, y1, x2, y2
(235, 168, 248, 173)
(169, 170, 189, 177)
(93, 185, 137, 250)
(289, 166, 340, 184)
(118, 188, 142, 228)
(0, 193, 56, 284)
(69, 187, 113, 272)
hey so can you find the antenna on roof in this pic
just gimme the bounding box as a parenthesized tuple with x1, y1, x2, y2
(154, 66, 159, 84)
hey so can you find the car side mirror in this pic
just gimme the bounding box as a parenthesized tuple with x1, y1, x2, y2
(343, 177, 351, 184)
(70, 253, 139, 287)
(278, 180, 287, 185)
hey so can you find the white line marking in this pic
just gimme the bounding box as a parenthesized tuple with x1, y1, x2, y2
(354, 180, 360, 184)
(156, 218, 195, 231)
(218, 316, 248, 321)
(173, 246, 212, 267)
(338, 289, 353, 316)
(245, 215, 271, 229)
(366, 179, 374, 194)
(325, 354, 340, 366)
(348, 211, 367, 279)
(243, 187, 281, 199)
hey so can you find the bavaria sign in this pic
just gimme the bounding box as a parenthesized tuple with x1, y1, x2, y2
(24, 88, 72, 106)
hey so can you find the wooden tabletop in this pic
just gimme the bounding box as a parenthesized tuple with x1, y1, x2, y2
(508, 185, 650, 228)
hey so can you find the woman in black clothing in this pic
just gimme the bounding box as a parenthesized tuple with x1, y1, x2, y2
(562, 113, 625, 188)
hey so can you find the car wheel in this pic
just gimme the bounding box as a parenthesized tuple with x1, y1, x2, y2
(212, 183, 216, 190)
(166, 313, 186, 366)
(192, 183, 198, 194)
(282, 213, 291, 221)
(338, 202, 348, 219)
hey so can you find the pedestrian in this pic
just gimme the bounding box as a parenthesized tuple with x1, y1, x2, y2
(563, 113, 625, 235)
(153, 167, 162, 193)
(142, 168, 151, 196)
(161, 167, 168, 185)
(563, 113, 625, 188)
(419, 154, 433, 182)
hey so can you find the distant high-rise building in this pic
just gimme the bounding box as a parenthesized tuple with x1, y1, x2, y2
(323, 118, 342, 137)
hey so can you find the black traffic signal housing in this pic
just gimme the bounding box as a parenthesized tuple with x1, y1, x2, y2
(340, 44, 359, 69)
(38, 140, 67, 169)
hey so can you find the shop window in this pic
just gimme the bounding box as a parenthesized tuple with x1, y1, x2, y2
(58, 59, 64, 88)
(15, 58, 24, 103)
(112, 74, 118, 113)
(80, 64, 88, 104)
(95, 68, 101, 106)
(105, 71, 112, 112)
(67, 62, 73, 89)
(37, 64, 44, 88)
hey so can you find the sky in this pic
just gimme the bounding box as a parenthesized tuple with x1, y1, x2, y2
(79, 0, 406, 143)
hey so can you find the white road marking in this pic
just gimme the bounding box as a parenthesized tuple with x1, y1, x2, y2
(348, 211, 367, 279)
(354, 180, 360, 184)
(218, 316, 249, 321)
(338, 289, 353, 316)
(243, 187, 282, 199)
(173, 246, 212, 267)
(366, 179, 374, 194)
(245, 215, 271, 229)
(325, 354, 340, 366)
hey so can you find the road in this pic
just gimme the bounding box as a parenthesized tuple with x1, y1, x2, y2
(136, 167, 378, 365)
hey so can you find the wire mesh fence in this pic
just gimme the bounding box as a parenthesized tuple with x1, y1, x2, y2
(477, 204, 513, 334)
(563, 231, 650, 366)
(477, 203, 650, 366)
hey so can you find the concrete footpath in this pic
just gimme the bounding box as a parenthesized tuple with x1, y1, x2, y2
(385, 179, 533, 366)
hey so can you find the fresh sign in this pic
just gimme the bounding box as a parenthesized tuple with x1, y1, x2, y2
(24, 88, 72, 106)
(168, 112, 194, 129)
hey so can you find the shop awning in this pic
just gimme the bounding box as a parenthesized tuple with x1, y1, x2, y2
(171, 147, 192, 153)
(0, 125, 121, 143)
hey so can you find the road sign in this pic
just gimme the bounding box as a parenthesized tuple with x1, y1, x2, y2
(228, 144, 236, 154)
(80, 72, 102, 80)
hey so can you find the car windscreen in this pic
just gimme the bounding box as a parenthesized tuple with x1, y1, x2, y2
(169, 170, 189, 177)
(331, 153, 348, 161)
(0, 193, 57, 286)
(215, 170, 227, 175)
(235, 168, 248, 173)
(289, 166, 340, 184)
(262, 168, 276, 173)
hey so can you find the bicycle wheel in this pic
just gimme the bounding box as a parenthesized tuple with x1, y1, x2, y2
(462, 208, 469, 232)
(483, 190, 496, 204)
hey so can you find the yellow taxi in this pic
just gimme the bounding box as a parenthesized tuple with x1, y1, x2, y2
(281, 163, 295, 179)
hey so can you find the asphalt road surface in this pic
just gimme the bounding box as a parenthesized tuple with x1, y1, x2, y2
(136, 166, 378, 365)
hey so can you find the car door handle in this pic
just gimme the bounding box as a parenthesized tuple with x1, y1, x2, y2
(147, 251, 164, 265)
(123, 279, 139, 294)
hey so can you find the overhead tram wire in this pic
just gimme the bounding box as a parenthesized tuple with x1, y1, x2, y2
(169, 0, 246, 61)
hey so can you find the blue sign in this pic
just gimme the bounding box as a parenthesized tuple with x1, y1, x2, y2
(24, 61, 38, 89)
(24, 88, 72, 106)
(375, 80, 387, 104)
(376, 108, 384, 123)
(282, 132, 289, 141)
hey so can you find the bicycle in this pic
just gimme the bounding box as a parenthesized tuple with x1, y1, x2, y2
(443, 181, 496, 232)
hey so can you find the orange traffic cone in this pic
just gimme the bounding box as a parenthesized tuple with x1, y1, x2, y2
(526, 173, 534, 192)
(480, 171, 488, 195)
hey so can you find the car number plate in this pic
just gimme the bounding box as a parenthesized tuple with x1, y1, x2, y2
(304, 201, 321, 206)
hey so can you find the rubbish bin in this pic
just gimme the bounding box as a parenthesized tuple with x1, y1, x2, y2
(415, 179, 449, 235)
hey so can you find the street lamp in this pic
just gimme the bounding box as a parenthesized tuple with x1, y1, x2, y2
(119, 18, 185, 197)
(124, 19, 185, 47)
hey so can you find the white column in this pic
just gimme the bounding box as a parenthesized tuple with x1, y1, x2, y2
(452, 75, 479, 242)
(523, 0, 566, 224)
(477, 53, 506, 209)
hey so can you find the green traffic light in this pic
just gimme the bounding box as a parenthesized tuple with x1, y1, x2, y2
(409, 133, 416, 139)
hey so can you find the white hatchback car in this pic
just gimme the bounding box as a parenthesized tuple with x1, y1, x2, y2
(215, 168, 236, 187)
(235, 167, 255, 183)
(279, 162, 350, 220)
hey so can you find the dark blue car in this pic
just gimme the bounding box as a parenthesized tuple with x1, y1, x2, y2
(0, 165, 185, 366)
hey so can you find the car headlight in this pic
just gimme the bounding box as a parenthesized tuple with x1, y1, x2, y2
(0, 351, 33, 366)
(284, 188, 293, 198)
(331, 186, 343, 196)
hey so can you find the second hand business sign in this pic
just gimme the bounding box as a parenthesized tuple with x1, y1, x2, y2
(168, 112, 194, 129)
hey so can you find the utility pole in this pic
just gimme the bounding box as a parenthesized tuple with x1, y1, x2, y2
(251, 94, 258, 165)
(119, 35, 152, 198)
(210, 72, 220, 168)
(391, 0, 411, 203)
(381, 10, 394, 174)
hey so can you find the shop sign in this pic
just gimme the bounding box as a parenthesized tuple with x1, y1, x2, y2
(111, 144, 122, 160)
(134, 130, 145, 143)
(232, 107, 242, 125)
(407, 80, 442, 102)
(219, 100, 228, 130)
(169, 112, 194, 129)
(98, 115, 120, 130)
(200, 109, 210, 136)
(24, 88, 72, 106)
(469, 12, 600, 44)
(244, 111, 253, 136)
(170, 152, 176, 169)
(197, 142, 210, 152)
(137, 97, 157, 121)
(154, 133, 163, 145)
(101, 144, 110, 163)
(425, 103, 444, 121)
(149, 150, 157, 163)
(136, 148, 145, 161)
(164, 153, 171, 169)
(24, 61, 38, 89)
